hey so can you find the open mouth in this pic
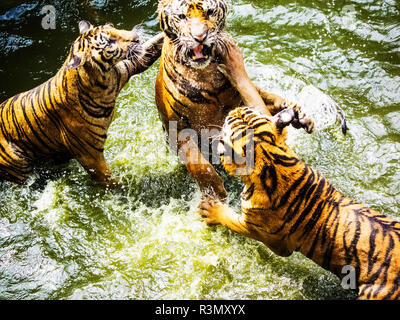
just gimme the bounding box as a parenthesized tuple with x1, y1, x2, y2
(189, 44, 211, 62)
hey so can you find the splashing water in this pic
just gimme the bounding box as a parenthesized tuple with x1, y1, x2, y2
(296, 85, 346, 132)
(0, 0, 399, 300)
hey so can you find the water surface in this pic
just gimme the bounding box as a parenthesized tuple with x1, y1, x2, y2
(0, 0, 399, 300)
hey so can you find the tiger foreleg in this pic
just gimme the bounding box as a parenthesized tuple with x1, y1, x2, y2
(120, 33, 164, 78)
(217, 39, 313, 134)
(177, 137, 227, 201)
(76, 152, 118, 188)
(199, 199, 253, 237)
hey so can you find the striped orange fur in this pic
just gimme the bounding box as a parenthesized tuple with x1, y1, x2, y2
(0, 21, 163, 186)
(201, 105, 400, 300)
(156, 0, 295, 200)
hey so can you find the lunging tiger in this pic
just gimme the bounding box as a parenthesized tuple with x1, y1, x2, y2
(156, 0, 320, 201)
(200, 41, 400, 300)
(0, 21, 163, 186)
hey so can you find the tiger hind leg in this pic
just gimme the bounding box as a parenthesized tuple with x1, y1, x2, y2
(75, 152, 118, 188)
(358, 284, 400, 300)
(0, 141, 33, 183)
(178, 137, 227, 201)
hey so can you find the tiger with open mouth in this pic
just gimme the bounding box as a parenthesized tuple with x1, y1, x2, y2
(155, 0, 315, 202)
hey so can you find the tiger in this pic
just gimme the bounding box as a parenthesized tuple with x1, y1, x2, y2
(155, 0, 326, 202)
(0, 21, 164, 187)
(200, 41, 400, 300)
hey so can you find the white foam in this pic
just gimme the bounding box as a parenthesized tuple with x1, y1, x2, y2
(295, 85, 344, 131)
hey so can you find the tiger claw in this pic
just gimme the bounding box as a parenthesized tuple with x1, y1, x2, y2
(275, 104, 315, 134)
(199, 197, 224, 226)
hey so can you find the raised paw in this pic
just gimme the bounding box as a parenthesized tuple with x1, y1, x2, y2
(276, 103, 314, 134)
(199, 198, 225, 226)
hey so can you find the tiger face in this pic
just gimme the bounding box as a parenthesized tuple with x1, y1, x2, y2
(66, 21, 141, 71)
(218, 107, 286, 178)
(158, 0, 228, 68)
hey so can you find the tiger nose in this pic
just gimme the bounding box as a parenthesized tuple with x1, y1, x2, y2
(191, 26, 208, 43)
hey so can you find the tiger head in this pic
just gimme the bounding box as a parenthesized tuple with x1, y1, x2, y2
(158, 0, 228, 68)
(66, 21, 141, 72)
(218, 107, 292, 179)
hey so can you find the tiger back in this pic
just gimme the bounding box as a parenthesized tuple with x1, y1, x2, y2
(0, 21, 163, 186)
(202, 106, 400, 300)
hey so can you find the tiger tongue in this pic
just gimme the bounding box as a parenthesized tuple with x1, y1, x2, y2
(193, 44, 205, 60)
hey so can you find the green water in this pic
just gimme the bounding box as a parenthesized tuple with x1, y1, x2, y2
(0, 0, 399, 300)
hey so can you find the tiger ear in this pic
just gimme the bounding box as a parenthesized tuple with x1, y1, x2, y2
(79, 20, 93, 34)
(67, 55, 84, 69)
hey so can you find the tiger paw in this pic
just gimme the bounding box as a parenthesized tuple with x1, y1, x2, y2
(199, 198, 226, 226)
(216, 38, 247, 89)
(276, 102, 315, 134)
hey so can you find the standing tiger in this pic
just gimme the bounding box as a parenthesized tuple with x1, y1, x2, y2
(0, 21, 163, 186)
(200, 42, 400, 300)
(155, 0, 316, 201)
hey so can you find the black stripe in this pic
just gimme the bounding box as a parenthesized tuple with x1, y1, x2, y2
(375, 234, 394, 298)
(367, 222, 379, 275)
(168, 100, 191, 128)
(306, 224, 323, 259)
(28, 92, 59, 153)
(301, 200, 325, 238)
(282, 170, 316, 222)
(259, 162, 277, 202)
(270, 152, 299, 167)
(256, 131, 276, 144)
(343, 212, 362, 284)
(276, 166, 308, 209)
(244, 220, 264, 229)
(163, 65, 213, 104)
(164, 85, 191, 110)
(10, 95, 38, 158)
(242, 183, 255, 201)
(321, 207, 341, 270)
(289, 177, 326, 235)
(88, 129, 107, 140)
(45, 81, 88, 156)
(92, 57, 108, 73)
(78, 92, 114, 119)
